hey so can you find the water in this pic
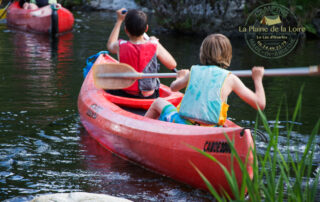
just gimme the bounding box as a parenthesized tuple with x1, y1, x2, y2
(89, 0, 139, 10)
(0, 10, 319, 201)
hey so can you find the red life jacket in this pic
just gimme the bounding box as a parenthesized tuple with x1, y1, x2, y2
(118, 39, 158, 94)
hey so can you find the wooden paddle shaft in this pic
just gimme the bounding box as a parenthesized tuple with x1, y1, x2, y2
(233, 66, 319, 77)
(97, 72, 177, 79)
(97, 66, 319, 79)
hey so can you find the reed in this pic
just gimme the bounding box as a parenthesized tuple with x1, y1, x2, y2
(191, 91, 320, 201)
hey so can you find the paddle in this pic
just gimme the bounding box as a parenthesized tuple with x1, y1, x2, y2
(232, 65, 320, 77)
(93, 63, 177, 89)
(93, 63, 319, 89)
(0, 0, 11, 19)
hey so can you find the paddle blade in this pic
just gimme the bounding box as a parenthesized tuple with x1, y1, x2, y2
(93, 63, 137, 89)
(0, 1, 11, 19)
(0, 8, 7, 19)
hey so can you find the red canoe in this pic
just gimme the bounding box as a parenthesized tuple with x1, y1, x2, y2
(7, 2, 74, 34)
(78, 53, 254, 196)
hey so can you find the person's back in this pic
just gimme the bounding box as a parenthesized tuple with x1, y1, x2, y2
(178, 65, 231, 125)
(145, 34, 266, 126)
(19, 0, 60, 17)
(19, 0, 57, 9)
(107, 8, 177, 98)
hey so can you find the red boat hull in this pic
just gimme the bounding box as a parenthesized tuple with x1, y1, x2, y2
(78, 53, 254, 196)
(7, 2, 74, 34)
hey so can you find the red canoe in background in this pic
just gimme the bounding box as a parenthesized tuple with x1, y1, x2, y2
(78, 53, 254, 196)
(7, 2, 74, 34)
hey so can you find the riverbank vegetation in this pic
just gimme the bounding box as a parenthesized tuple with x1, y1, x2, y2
(192, 90, 320, 200)
(136, 0, 320, 38)
(3, 0, 317, 36)
(247, 0, 320, 35)
(59, 0, 83, 8)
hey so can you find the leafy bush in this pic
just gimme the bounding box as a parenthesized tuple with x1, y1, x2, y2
(191, 90, 320, 200)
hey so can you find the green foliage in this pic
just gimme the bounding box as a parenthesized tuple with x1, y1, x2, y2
(177, 17, 193, 30)
(191, 89, 320, 201)
(134, 0, 149, 8)
(304, 23, 317, 34)
(259, 0, 320, 34)
(276, 0, 319, 34)
(59, 0, 82, 8)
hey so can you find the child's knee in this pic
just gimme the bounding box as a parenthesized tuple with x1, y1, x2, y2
(155, 97, 165, 103)
(153, 98, 170, 112)
(25, 3, 38, 9)
(155, 97, 169, 105)
(23, 3, 29, 9)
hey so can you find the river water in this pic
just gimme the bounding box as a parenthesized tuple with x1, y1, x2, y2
(0, 10, 319, 201)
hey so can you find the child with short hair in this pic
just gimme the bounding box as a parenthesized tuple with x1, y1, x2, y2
(107, 8, 177, 98)
(145, 34, 266, 126)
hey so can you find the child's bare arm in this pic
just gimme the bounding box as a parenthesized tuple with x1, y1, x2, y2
(170, 70, 189, 92)
(231, 67, 266, 110)
(150, 36, 177, 70)
(107, 8, 126, 54)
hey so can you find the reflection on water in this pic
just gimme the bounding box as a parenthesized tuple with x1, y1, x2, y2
(0, 10, 319, 201)
(80, 129, 214, 201)
(10, 32, 74, 111)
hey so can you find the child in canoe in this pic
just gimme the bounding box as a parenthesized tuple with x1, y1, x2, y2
(19, 0, 61, 17)
(145, 34, 266, 126)
(19, 0, 60, 10)
(107, 8, 177, 98)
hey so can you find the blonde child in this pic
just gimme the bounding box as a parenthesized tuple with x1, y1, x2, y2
(145, 34, 265, 126)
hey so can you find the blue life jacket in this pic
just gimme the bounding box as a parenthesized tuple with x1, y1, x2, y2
(83, 51, 108, 78)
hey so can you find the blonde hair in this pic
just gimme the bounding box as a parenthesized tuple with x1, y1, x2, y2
(199, 34, 232, 68)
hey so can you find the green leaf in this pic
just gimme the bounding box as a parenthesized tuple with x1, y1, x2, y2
(189, 161, 223, 202)
(304, 24, 317, 34)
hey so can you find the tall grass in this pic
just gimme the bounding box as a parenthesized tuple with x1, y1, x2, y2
(191, 91, 320, 201)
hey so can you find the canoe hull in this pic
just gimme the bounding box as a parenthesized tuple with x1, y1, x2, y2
(7, 2, 74, 34)
(78, 53, 254, 196)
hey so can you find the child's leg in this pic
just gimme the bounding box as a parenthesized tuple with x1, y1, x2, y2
(145, 98, 171, 119)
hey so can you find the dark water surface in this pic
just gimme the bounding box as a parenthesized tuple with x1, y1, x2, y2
(0, 11, 319, 201)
